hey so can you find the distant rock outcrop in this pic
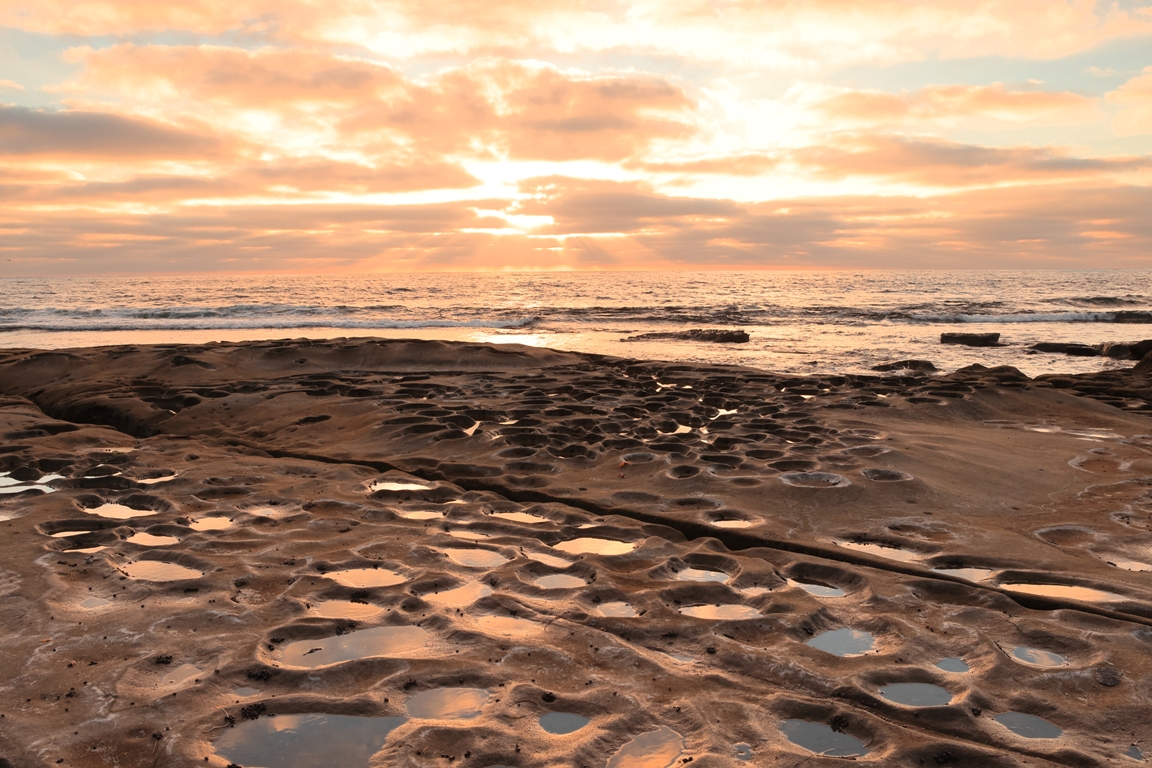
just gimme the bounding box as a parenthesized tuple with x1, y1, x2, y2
(1028, 338, 1152, 359)
(1031, 342, 1098, 357)
(622, 329, 750, 343)
(940, 332, 1001, 347)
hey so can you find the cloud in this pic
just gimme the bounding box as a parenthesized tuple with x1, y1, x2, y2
(0, 80, 25, 91)
(4, 174, 1152, 273)
(799, 82, 1098, 128)
(60, 46, 695, 162)
(1107, 67, 1152, 135)
(0, 105, 223, 158)
(6, 0, 1152, 68)
(788, 134, 1150, 186)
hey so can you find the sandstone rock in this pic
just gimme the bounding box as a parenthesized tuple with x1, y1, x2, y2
(1095, 342, 1132, 359)
(951, 364, 1030, 382)
(1130, 339, 1152, 359)
(1136, 350, 1152, 376)
(871, 360, 937, 373)
(940, 332, 1001, 347)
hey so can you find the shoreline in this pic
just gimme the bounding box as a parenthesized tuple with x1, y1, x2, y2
(1, 337, 1150, 766)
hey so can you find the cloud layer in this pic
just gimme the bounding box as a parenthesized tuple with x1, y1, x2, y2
(1, 2, 1151, 272)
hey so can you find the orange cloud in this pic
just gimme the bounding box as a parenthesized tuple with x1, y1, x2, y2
(61, 47, 695, 162)
(4, 173, 1151, 273)
(1107, 67, 1152, 136)
(0, 105, 225, 158)
(802, 82, 1098, 127)
(788, 134, 1150, 186)
(7, 0, 1151, 66)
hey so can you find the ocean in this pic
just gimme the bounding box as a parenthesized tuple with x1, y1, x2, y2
(2, 270, 1150, 376)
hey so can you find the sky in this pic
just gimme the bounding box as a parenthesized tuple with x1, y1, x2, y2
(1, 1, 1151, 274)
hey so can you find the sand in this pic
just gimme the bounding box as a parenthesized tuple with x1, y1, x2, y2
(0, 337, 1150, 767)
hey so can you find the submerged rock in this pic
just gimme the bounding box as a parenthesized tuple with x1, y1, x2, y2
(940, 332, 1001, 347)
(871, 360, 937, 373)
(1031, 342, 1098, 356)
(622, 329, 750, 343)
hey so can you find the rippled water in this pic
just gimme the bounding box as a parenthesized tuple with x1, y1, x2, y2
(406, 687, 489, 719)
(807, 628, 875, 656)
(280, 626, 428, 668)
(214, 714, 406, 767)
(5, 271, 1148, 376)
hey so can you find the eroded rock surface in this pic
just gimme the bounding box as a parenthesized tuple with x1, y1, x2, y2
(0, 338, 1150, 767)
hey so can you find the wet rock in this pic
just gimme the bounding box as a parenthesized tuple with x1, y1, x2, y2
(622, 329, 750, 343)
(1130, 339, 1152, 359)
(1031, 342, 1098, 357)
(1094, 667, 1122, 687)
(1136, 350, 1152, 376)
(940, 332, 1001, 347)
(871, 360, 937, 373)
(1095, 342, 1132, 359)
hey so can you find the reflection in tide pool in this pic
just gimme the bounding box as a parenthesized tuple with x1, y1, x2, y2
(490, 511, 548, 524)
(597, 601, 638, 617)
(370, 481, 431, 492)
(135, 473, 177, 484)
(993, 712, 1062, 739)
(1106, 557, 1152, 572)
(936, 657, 970, 673)
(214, 714, 406, 768)
(121, 561, 201, 581)
(712, 519, 753, 528)
(879, 682, 952, 707)
(189, 516, 231, 531)
(679, 604, 760, 620)
(446, 529, 490, 540)
(525, 551, 571, 568)
(406, 687, 489, 719)
(838, 541, 920, 563)
(309, 600, 384, 619)
(535, 574, 584, 589)
(1012, 646, 1066, 667)
(1001, 582, 1125, 602)
(476, 615, 538, 635)
(86, 503, 154, 520)
(126, 532, 179, 546)
(444, 548, 509, 568)
(325, 568, 406, 588)
(280, 626, 428, 668)
(780, 720, 869, 757)
(539, 711, 590, 734)
(606, 726, 684, 768)
(677, 568, 727, 583)
(789, 579, 845, 597)
(398, 510, 443, 520)
(553, 538, 635, 555)
(806, 628, 875, 657)
(426, 582, 492, 605)
(934, 567, 993, 582)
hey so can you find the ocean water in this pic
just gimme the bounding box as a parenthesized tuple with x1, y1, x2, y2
(2, 271, 1150, 376)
